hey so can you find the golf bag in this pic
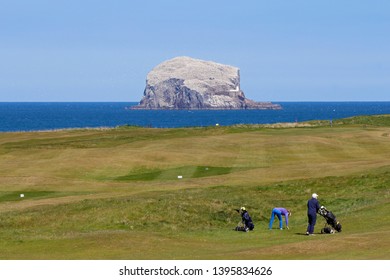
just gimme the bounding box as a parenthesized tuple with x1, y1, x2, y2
(235, 221, 249, 232)
(318, 206, 342, 233)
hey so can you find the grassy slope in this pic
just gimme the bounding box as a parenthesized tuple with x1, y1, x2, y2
(0, 115, 389, 259)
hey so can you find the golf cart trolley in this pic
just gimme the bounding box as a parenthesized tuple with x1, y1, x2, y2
(318, 206, 342, 234)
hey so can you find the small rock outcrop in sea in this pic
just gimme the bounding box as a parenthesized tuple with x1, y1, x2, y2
(131, 56, 281, 110)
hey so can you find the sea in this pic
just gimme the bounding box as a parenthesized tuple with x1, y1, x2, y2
(1, 102, 389, 132)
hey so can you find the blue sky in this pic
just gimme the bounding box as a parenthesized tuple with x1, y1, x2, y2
(0, 0, 389, 102)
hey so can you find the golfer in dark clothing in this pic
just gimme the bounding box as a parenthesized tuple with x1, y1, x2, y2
(306, 193, 320, 235)
(240, 207, 254, 232)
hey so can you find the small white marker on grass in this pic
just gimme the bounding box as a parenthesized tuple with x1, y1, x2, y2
(20, 194, 24, 198)
(177, 175, 183, 179)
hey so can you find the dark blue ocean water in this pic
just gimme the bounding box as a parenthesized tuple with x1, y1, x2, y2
(1, 102, 389, 132)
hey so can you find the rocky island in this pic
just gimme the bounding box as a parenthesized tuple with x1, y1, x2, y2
(131, 56, 281, 110)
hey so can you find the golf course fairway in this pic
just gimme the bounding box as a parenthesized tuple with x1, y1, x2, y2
(0, 115, 389, 259)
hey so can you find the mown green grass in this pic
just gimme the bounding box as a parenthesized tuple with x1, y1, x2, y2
(0, 191, 63, 202)
(0, 115, 389, 259)
(114, 166, 249, 181)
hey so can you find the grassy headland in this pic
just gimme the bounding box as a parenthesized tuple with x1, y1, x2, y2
(0, 115, 389, 259)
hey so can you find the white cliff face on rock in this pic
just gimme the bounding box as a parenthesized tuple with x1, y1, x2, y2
(132, 56, 281, 110)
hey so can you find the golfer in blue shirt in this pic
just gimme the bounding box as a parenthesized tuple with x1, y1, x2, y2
(268, 207, 291, 230)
